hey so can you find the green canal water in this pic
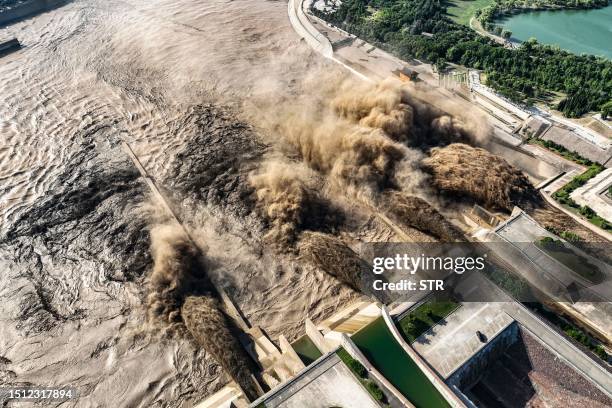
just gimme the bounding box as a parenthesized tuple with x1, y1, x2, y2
(351, 318, 450, 408)
(497, 5, 612, 58)
(291, 336, 322, 365)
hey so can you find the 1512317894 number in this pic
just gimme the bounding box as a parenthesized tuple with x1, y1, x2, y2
(1, 387, 78, 401)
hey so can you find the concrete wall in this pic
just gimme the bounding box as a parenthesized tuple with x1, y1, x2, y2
(287, 0, 332, 58)
(446, 322, 519, 389)
(340, 333, 415, 408)
(540, 125, 612, 168)
(381, 306, 467, 408)
(0, 0, 67, 26)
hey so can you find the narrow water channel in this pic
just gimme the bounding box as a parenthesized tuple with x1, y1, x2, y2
(292, 336, 323, 366)
(352, 318, 450, 408)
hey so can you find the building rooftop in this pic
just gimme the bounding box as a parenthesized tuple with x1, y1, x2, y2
(250, 352, 379, 408)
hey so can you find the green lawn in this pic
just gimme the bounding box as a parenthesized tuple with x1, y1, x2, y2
(444, 0, 495, 25)
(398, 300, 460, 343)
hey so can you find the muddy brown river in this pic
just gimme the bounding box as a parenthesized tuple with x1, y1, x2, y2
(0, 1, 362, 406)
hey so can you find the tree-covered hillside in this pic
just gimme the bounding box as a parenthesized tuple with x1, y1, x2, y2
(313, 0, 612, 118)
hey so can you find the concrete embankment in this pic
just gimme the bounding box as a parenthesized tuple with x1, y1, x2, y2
(287, 0, 332, 58)
(0, 0, 67, 26)
(340, 332, 415, 408)
(381, 306, 467, 408)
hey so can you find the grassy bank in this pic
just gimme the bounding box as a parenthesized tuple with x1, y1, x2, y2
(398, 300, 460, 343)
(445, 0, 495, 25)
(336, 348, 387, 404)
(552, 164, 611, 231)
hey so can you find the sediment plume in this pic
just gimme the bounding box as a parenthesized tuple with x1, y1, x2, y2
(276, 112, 408, 197)
(146, 224, 260, 401)
(182, 296, 260, 402)
(249, 160, 342, 249)
(251, 76, 495, 204)
(401, 83, 492, 144)
(146, 224, 213, 332)
(382, 191, 465, 242)
(330, 78, 484, 147)
(331, 79, 413, 142)
(249, 161, 315, 247)
(298, 231, 369, 292)
(422, 143, 538, 211)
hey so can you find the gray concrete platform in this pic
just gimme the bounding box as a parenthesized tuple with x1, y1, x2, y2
(254, 353, 380, 408)
(412, 302, 513, 378)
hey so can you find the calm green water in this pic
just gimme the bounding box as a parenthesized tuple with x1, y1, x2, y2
(291, 336, 322, 365)
(497, 5, 612, 58)
(351, 318, 450, 408)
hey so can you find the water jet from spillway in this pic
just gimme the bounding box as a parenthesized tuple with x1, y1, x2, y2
(181, 296, 261, 402)
(382, 191, 465, 242)
(422, 143, 539, 212)
(298, 232, 368, 293)
(329, 79, 486, 147)
(146, 224, 260, 401)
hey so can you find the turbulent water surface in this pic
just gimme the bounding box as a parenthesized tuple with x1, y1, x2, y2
(3, 1, 588, 406)
(0, 1, 360, 406)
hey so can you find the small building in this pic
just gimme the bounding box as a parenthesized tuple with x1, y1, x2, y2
(392, 66, 418, 82)
(421, 32, 434, 38)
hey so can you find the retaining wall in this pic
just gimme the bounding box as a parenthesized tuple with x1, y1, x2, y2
(287, 0, 333, 58)
(381, 306, 467, 408)
(446, 322, 519, 389)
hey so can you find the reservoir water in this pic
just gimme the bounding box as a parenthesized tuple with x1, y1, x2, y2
(497, 5, 612, 59)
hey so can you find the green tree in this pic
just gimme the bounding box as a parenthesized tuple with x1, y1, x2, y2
(365, 381, 384, 401)
(602, 101, 612, 119)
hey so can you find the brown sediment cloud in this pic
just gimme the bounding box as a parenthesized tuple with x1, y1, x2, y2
(382, 191, 465, 242)
(145, 224, 260, 401)
(330, 78, 487, 146)
(249, 159, 345, 250)
(249, 160, 321, 248)
(422, 143, 538, 211)
(274, 111, 408, 198)
(146, 224, 211, 332)
(181, 296, 260, 401)
(298, 231, 369, 292)
(331, 79, 414, 142)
